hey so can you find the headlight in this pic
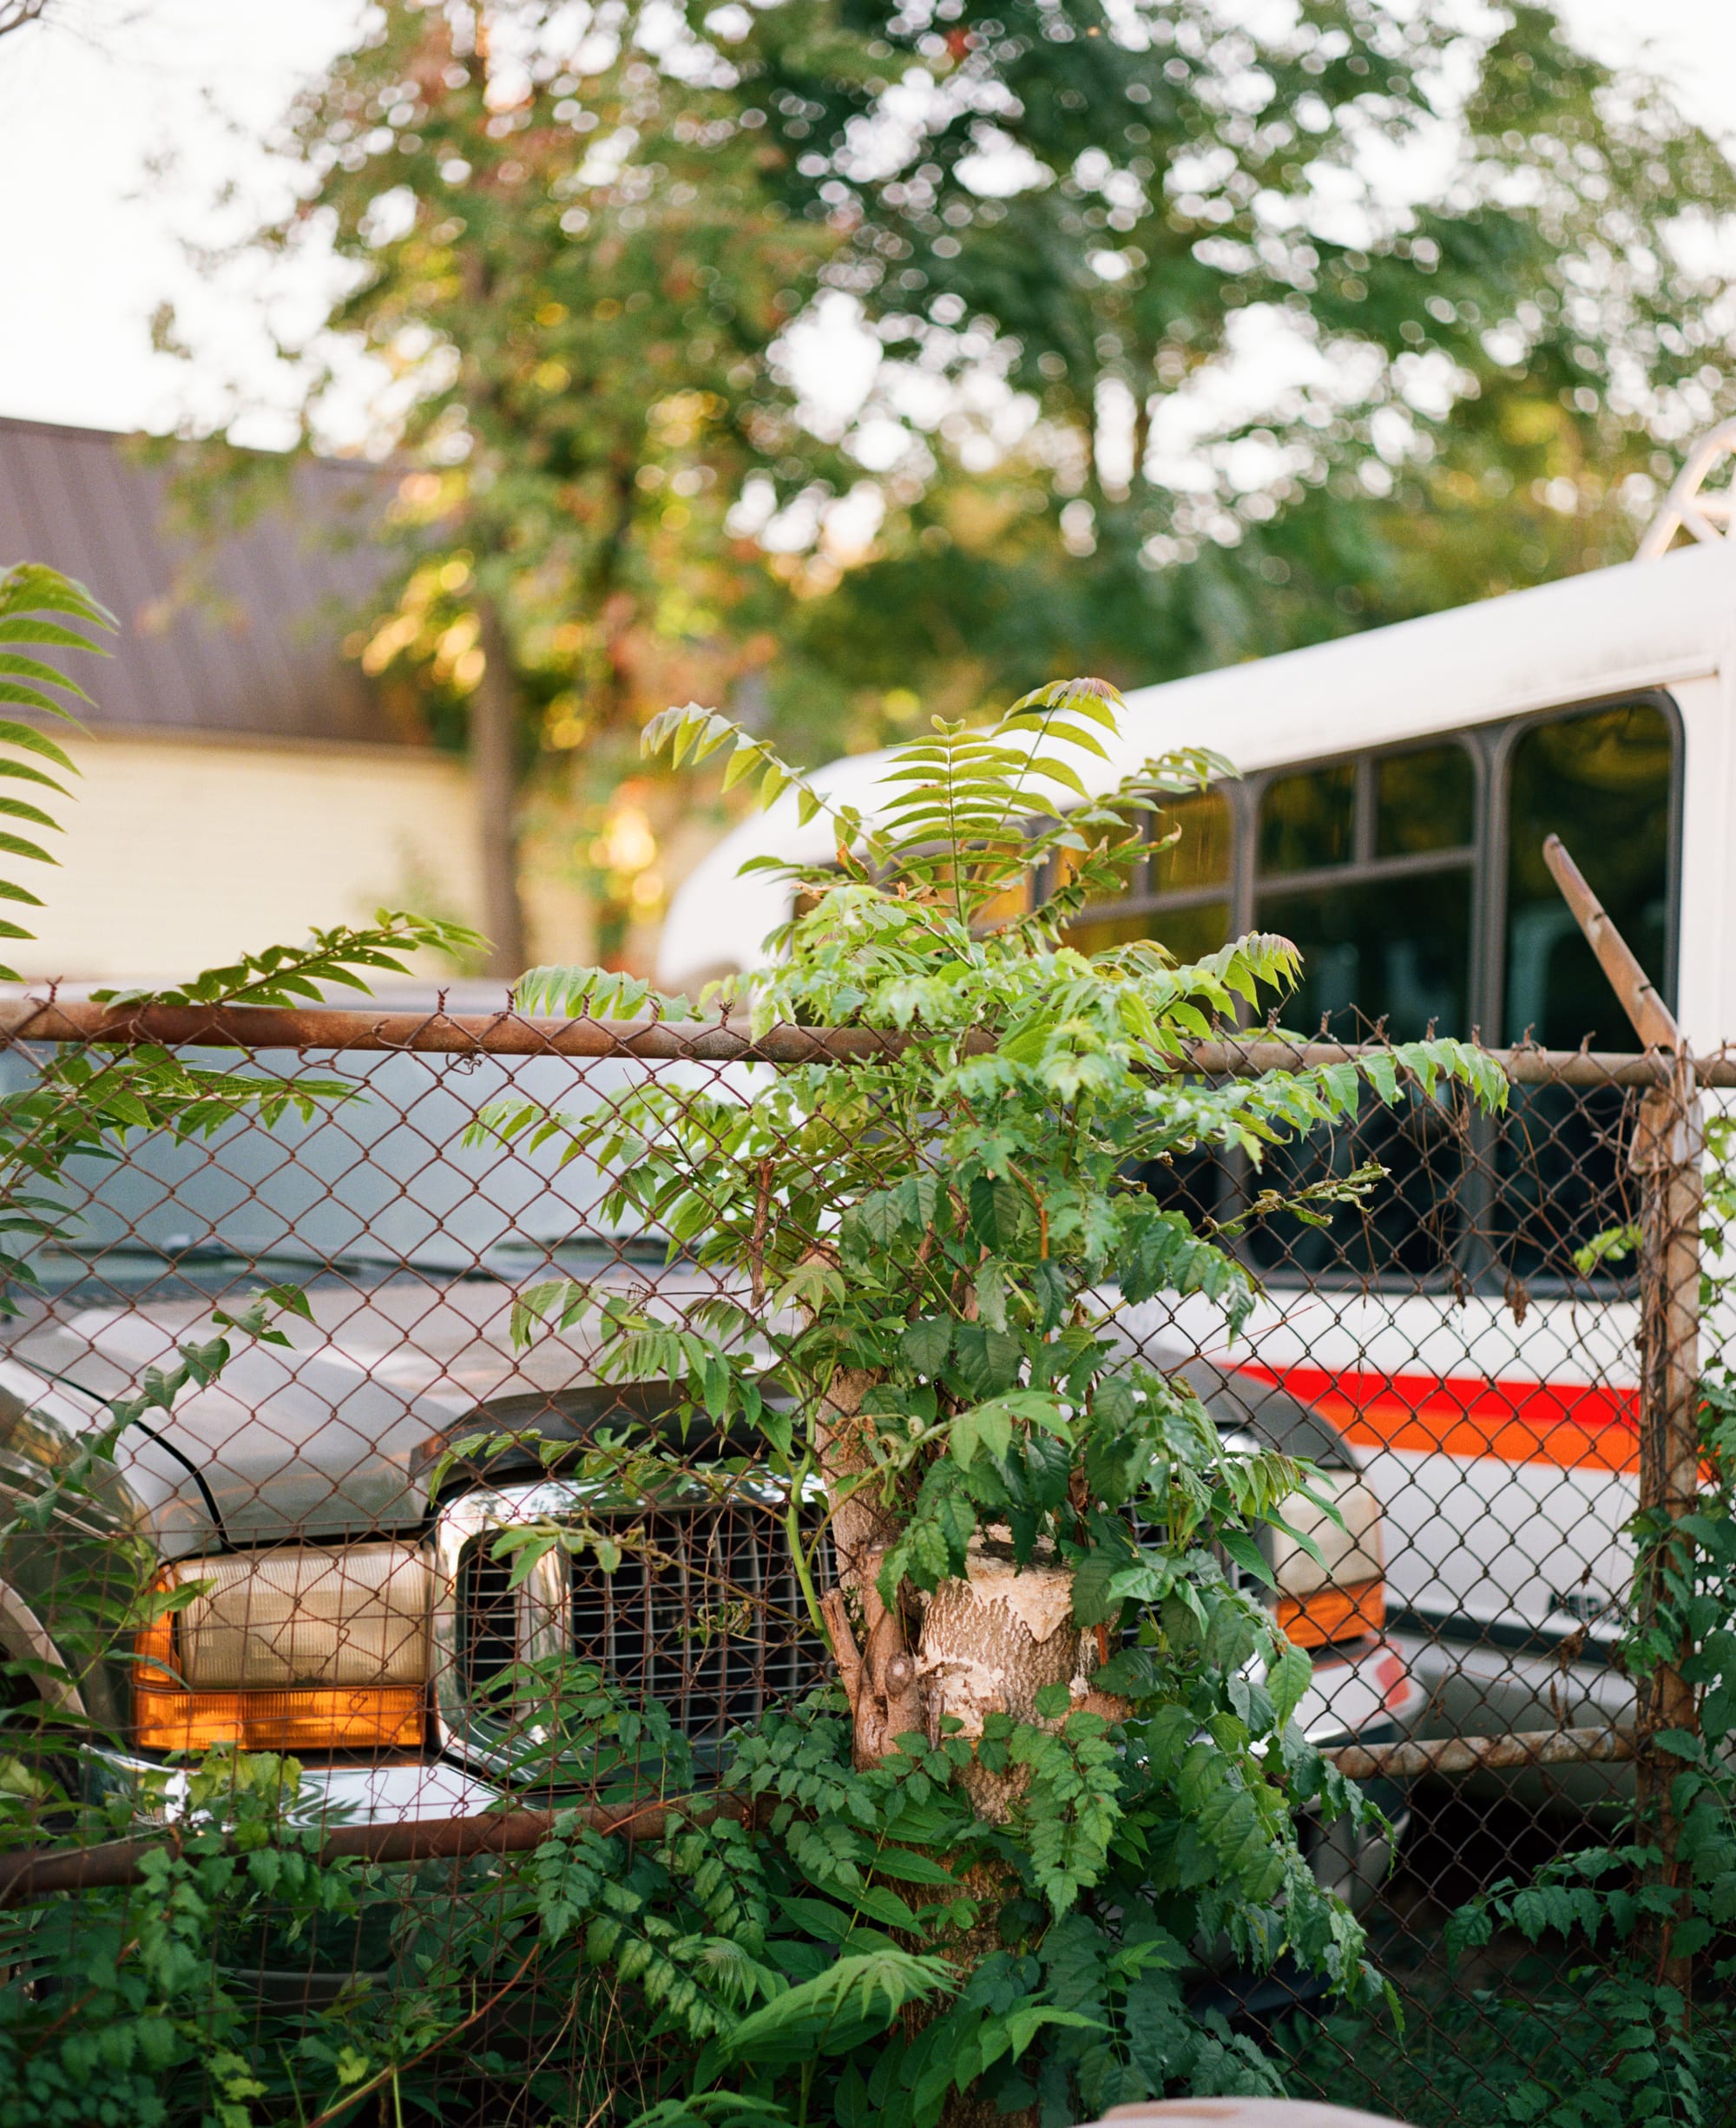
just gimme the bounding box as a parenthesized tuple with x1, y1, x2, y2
(133, 1542, 430, 1754)
(1271, 1474, 1385, 1651)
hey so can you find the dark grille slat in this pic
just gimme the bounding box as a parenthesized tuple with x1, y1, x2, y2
(720, 1510, 760, 1730)
(459, 1544, 521, 1698)
(612, 1544, 652, 1703)
(570, 1555, 613, 1684)
(662, 1520, 698, 1730)
(464, 1494, 828, 1753)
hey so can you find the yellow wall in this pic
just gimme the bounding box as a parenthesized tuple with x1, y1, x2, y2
(14, 732, 487, 984)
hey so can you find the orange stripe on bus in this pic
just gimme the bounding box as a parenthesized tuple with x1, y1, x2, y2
(1233, 1363, 1640, 1473)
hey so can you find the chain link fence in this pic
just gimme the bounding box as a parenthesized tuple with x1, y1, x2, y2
(0, 996, 1726, 2125)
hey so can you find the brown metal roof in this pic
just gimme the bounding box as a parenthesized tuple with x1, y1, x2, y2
(0, 415, 421, 749)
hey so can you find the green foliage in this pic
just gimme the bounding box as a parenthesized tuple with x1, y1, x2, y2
(0, 566, 483, 1312)
(194, 2, 1736, 954)
(451, 676, 1501, 2115)
(0, 562, 110, 980)
(760, 0, 1736, 721)
(0, 626, 1506, 2119)
(92, 908, 483, 1009)
(515, 962, 704, 1024)
(0, 1687, 1374, 2128)
(720, 1943, 956, 2065)
(184, 0, 851, 952)
(0, 904, 479, 1313)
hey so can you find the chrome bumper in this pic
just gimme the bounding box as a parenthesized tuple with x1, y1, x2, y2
(86, 1639, 1428, 1832)
(1295, 1635, 1428, 1750)
(285, 1758, 508, 1823)
(1384, 1625, 1634, 1807)
(83, 1744, 507, 1828)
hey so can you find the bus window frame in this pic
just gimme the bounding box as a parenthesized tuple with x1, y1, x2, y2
(1064, 688, 1684, 1297)
(1478, 686, 1684, 1047)
(1067, 687, 1683, 1048)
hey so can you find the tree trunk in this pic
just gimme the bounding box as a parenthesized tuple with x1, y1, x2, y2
(816, 1364, 925, 1766)
(470, 598, 528, 980)
(822, 1484, 1112, 1812)
(919, 1537, 1095, 1819)
(817, 1408, 1108, 2128)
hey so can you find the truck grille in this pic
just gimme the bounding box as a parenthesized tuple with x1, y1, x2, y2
(457, 1495, 828, 1748)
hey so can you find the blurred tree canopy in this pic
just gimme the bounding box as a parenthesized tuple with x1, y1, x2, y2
(227, 1, 857, 965)
(216, 0, 1736, 971)
(749, 0, 1736, 730)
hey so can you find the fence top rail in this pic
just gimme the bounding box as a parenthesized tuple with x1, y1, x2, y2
(1, 995, 1729, 1087)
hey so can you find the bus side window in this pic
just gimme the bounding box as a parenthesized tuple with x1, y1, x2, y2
(1078, 702, 1676, 1293)
(1062, 786, 1238, 1237)
(1253, 743, 1477, 1044)
(1063, 787, 1233, 963)
(1503, 703, 1675, 1048)
(1233, 707, 1675, 1291)
(1492, 701, 1676, 1284)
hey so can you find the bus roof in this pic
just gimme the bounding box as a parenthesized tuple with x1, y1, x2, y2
(657, 535, 1736, 990)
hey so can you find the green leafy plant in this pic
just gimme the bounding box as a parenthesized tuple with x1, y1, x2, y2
(0, 621, 1522, 2125)
(0, 563, 484, 1312)
(513, 962, 705, 1024)
(0, 575, 487, 1851)
(91, 907, 483, 1011)
(0, 561, 111, 978)
(460, 674, 1505, 2121)
(0, 566, 520, 2123)
(0, 919, 481, 1316)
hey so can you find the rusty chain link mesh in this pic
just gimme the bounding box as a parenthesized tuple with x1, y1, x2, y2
(0, 1002, 1721, 2124)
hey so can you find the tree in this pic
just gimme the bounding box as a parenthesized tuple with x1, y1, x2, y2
(482, 678, 1505, 2118)
(207, 0, 1736, 967)
(729, 1, 1736, 710)
(214, 0, 852, 973)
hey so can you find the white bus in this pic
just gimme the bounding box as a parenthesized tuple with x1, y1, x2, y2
(657, 450, 1736, 1774)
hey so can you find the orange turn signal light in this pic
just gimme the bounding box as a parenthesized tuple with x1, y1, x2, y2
(132, 1612, 424, 1754)
(1275, 1576, 1385, 1652)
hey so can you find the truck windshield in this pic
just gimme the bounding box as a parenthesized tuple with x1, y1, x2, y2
(4, 1044, 694, 1284)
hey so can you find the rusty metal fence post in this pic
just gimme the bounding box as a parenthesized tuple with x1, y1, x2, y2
(1546, 832, 1705, 1991)
(1631, 1051, 1705, 1989)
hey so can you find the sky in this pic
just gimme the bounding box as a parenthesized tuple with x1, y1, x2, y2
(3, 0, 1736, 447)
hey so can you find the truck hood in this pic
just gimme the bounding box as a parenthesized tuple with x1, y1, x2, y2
(5, 1272, 1351, 1553)
(8, 1266, 704, 1548)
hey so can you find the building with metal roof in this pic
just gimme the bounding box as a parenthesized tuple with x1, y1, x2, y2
(0, 415, 486, 982)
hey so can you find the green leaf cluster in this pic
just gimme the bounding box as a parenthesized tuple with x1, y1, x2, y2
(92, 909, 483, 1011)
(0, 897, 482, 1316)
(0, 562, 109, 981)
(192, 0, 1736, 965)
(0, 570, 481, 1312)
